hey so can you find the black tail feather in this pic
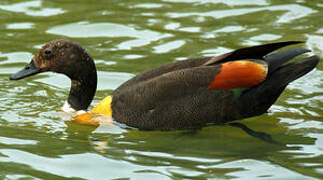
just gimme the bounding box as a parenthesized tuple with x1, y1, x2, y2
(240, 55, 319, 118)
(272, 55, 319, 85)
(264, 48, 311, 73)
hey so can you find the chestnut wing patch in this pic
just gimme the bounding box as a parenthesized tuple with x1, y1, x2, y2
(208, 60, 268, 90)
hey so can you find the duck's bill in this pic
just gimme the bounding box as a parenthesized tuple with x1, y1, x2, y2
(10, 60, 41, 80)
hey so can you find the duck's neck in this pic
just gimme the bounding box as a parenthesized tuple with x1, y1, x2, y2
(67, 67, 97, 111)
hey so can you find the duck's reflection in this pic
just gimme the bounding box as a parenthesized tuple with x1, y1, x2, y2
(228, 122, 280, 144)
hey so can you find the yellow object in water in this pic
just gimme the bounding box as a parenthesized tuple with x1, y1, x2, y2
(73, 96, 113, 126)
(92, 96, 113, 117)
(73, 112, 100, 126)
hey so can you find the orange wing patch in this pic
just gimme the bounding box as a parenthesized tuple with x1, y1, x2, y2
(208, 60, 268, 90)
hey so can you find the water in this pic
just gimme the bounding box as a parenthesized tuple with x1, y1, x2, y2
(0, 0, 322, 179)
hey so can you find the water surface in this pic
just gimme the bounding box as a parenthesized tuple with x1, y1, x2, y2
(0, 0, 322, 179)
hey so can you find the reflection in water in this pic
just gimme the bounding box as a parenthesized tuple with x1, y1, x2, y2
(0, 0, 322, 179)
(228, 122, 279, 144)
(86, 122, 317, 179)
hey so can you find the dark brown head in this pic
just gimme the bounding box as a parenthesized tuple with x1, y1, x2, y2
(10, 39, 96, 80)
(10, 39, 98, 111)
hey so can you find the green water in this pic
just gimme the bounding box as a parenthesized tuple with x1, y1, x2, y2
(0, 0, 322, 179)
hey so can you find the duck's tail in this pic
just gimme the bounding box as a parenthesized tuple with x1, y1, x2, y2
(239, 54, 319, 117)
(263, 48, 311, 73)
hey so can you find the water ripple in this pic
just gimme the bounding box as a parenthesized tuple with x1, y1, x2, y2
(167, 4, 317, 24)
(46, 21, 172, 50)
(0, 0, 65, 16)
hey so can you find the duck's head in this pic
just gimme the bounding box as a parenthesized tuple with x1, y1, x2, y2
(10, 39, 98, 111)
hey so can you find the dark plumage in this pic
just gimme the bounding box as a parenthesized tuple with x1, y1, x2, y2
(10, 40, 320, 130)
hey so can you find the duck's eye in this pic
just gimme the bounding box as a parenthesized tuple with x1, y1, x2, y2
(45, 49, 52, 55)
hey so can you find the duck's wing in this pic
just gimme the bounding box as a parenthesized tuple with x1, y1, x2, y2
(111, 60, 269, 130)
(203, 41, 303, 65)
(115, 41, 302, 93)
(112, 44, 318, 130)
(114, 56, 212, 93)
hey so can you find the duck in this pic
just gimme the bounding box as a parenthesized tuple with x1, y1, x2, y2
(10, 39, 319, 130)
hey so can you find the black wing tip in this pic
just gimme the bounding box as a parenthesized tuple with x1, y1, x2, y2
(283, 40, 304, 44)
(292, 48, 311, 54)
(291, 55, 320, 76)
(264, 47, 314, 73)
(267, 40, 304, 46)
(204, 41, 307, 66)
(304, 55, 320, 64)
